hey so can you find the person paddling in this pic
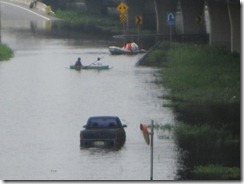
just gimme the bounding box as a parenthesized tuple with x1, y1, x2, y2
(75, 57, 82, 67)
(95, 57, 103, 66)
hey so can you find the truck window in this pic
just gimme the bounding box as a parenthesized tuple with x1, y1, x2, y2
(87, 117, 121, 128)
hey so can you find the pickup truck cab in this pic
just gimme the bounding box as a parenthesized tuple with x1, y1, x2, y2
(80, 116, 127, 148)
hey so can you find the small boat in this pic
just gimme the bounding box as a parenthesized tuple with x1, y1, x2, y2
(70, 65, 110, 70)
(109, 46, 146, 55)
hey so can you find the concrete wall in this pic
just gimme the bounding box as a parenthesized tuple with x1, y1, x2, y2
(180, 0, 206, 34)
(125, 0, 178, 35)
(84, 0, 107, 14)
(156, 0, 178, 34)
(142, 0, 157, 31)
(126, 0, 145, 33)
(206, 0, 231, 49)
(125, 0, 240, 53)
(228, 3, 240, 53)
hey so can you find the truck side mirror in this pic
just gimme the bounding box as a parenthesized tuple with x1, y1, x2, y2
(123, 124, 127, 128)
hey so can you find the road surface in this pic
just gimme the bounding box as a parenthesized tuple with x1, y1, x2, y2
(0, 0, 58, 22)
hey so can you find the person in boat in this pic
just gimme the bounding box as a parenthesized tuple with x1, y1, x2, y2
(122, 43, 127, 50)
(95, 57, 103, 66)
(125, 41, 132, 51)
(131, 42, 139, 52)
(123, 41, 139, 52)
(75, 57, 82, 67)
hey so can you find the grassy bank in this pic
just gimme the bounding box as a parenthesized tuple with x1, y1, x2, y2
(147, 42, 240, 180)
(55, 9, 119, 26)
(0, 44, 13, 61)
(55, 9, 121, 34)
(54, 9, 154, 36)
(162, 43, 240, 106)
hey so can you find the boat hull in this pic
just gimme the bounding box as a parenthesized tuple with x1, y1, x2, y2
(109, 46, 146, 55)
(70, 65, 110, 70)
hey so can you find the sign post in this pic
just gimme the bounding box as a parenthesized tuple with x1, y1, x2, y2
(120, 13, 127, 34)
(150, 120, 154, 181)
(167, 12, 176, 42)
(140, 121, 154, 180)
(117, 2, 128, 35)
(135, 16, 142, 35)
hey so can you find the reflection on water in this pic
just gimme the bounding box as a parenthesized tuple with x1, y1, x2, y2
(0, 12, 179, 180)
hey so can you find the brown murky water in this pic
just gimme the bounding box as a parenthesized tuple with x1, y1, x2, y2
(0, 2, 178, 180)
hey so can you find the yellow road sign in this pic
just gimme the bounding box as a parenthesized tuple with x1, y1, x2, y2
(120, 13, 127, 23)
(135, 16, 142, 25)
(196, 15, 202, 24)
(117, 2, 128, 14)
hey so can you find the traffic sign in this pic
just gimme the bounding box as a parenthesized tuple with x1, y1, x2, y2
(167, 12, 176, 25)
(135, 16, 143, 25)
(196, 15, 202, 24)
(117, 2, 128, 14)
(120, 13, 127, 23)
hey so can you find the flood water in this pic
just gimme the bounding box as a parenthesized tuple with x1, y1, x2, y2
(0, 6, 178, 180)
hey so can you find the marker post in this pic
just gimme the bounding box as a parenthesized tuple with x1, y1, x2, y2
(140, 121, 154, 180)
(150, 120, 154, 180)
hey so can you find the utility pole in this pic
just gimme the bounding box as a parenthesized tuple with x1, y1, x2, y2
(153, 0, 159, 34)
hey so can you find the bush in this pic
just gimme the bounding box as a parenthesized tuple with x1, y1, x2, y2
(192, 164, 240, 180)
(55, 9, 119, 27)
(174, 123, 216, 153)
(0, 44, 13, 61)
(150, 42, 240, 179)
(162, 43, 240, 105)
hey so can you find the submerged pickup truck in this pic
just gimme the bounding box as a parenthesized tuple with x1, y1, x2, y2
(80, 116, 127, 148)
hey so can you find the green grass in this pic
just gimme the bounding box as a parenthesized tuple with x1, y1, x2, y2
(161, 43, 240, 105)
(192, 164, 240, 180)
(55, 9, 120, 28)
(174, 122, 240, 179)
(174, 123, 216, 151)
(147, 42, 240, 179)
(54, 9, 155, 35)
(0, 44, 13, 61)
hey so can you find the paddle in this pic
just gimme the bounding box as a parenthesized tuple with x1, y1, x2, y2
(88, 56, 104, 66)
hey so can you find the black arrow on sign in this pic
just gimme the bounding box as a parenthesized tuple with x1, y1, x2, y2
(135, 16, 142, 25)
(196, 15, 202, 24)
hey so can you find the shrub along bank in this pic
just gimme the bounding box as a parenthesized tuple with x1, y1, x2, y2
(144, 42, 240, 180)
(0, 44, 13, 61)
(55, 9, 121, 35)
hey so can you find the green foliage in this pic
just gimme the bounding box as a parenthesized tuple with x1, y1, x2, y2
(174, 123, 216, 151)
(55, 9, 119, 27)
(141, 41, 171, 66)
(147, 50, 163, 62)
(149, 42, 240, 179)
(192, 164, 240, 180)
(174, 122, 240, 176)
(162, 43, 240, 105)
(0, 44, 13, 61)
